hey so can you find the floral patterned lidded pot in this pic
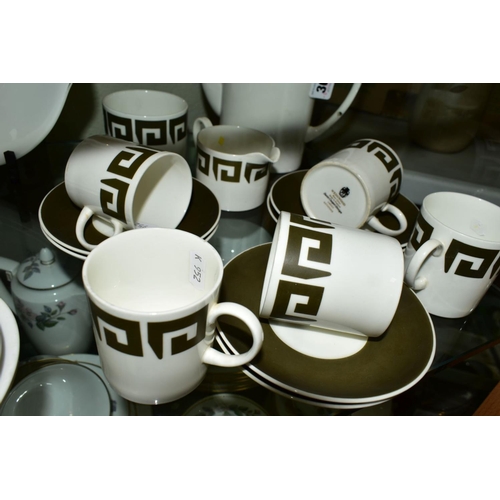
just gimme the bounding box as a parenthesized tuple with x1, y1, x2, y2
(0, 247, 94, 355)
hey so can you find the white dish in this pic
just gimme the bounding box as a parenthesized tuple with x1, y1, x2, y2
(0, 362, 111, 416)
(0, 83, 71, 165)
(5, 353, 131, 416)
(0, 298, 20, 405)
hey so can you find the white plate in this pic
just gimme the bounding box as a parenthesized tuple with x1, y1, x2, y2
(0, 299, 20, 405)
(0, 83, 71, 165)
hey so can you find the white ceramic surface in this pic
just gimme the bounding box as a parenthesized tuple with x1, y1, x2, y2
(82, 228, 264, 405)
(260, 212, 404, 337)
(300, 138, 407, 236)
(193, 117, 280, 211)
(59, 354, 129, 416)
(201, 83, 361, 173)
(404, 191, 500, 318)
(0, 298, 20, 405)
(215, 242, 436, 405)
(0, 83, 71, 165)
(0, 362, 111, 416)
(0, 248, 94, 355)
(103, 89, 188, 158)
(64, 135, 193, 250)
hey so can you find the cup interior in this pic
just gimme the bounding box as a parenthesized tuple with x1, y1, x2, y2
(199, 125, 275, 157)
(103, 89, 187, 117)
(83, 228, 223, 313)
(425, 192, 500, 242)
(132, 154, 192, 229)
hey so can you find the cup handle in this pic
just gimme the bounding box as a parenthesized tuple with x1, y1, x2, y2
(75, 206, 124, 251)
(201, 302, 264, 368)
(193, 117, 213, 144)
(367, 203, 408, 236)
(404, 239, 443, 290)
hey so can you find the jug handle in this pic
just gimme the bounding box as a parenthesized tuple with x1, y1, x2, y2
(0, 257, 20, 312)
(305, 83, 362, 143)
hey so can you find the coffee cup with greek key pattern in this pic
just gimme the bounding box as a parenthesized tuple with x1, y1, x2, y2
(82, 227, 264, 405)
(103, 89, 188, 158)
(300, 138, 407, 236)
(404, 192, 500, 318)
(193, 117, 280, 211)
(259, 211, 404, 337)
(65, 135, 193, 251)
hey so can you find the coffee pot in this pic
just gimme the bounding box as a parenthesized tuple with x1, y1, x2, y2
(201, 83, 361, 173)
(0, 247, 94, 355)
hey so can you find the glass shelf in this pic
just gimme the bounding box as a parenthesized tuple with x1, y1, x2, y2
(3, 111, 500, 416)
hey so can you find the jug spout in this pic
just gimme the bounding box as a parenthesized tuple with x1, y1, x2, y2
(248, 146, 281, 165)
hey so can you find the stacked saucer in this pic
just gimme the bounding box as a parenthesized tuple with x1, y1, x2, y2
(38, 180, 221, 260)
(266, 170, 419, 249)
(215, 243, 436, 410)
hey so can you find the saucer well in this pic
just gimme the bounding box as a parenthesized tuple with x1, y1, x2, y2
(267, 170, 418, 247)
(215, 243, 436, 404)
(38, 179, 220, 256)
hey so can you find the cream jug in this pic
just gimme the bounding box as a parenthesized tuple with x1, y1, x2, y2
(201, 83, 361, 173)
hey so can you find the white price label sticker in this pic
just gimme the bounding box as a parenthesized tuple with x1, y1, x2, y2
(190, 251, 205, 290)
(309, 83, 334, 100)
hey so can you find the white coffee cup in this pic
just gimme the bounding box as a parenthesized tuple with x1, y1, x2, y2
(103, 89, 188, 158)
(65, 135, 193, 251)
(300, 138, 407, 236)
(259, 211, 404, 337)
(193, 117, 280, 212)
(404, 191, 500, 318)
(82, 227, 264, 405)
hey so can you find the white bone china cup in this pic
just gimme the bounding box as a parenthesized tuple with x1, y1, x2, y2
(404, 191, 500, 318)
(64, 135, 193, 251)
(103, 89, 188, 158)
(300, 138, 407, 236)
(259, 211, 404, 337)
(82, 227, 264, 405)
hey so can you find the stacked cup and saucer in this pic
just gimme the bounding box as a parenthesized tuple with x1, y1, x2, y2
(215, 139, 437, 410)
(39, 89, 223, 261)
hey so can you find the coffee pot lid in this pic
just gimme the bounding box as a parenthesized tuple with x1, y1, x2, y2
(16, 247, 80, 289)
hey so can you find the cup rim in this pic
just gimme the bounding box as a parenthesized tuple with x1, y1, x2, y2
(103, 89, 188, 117)
(423, 191, 500, 244)
(82, 228, 224, 317)
(197, 124, 276, 156)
